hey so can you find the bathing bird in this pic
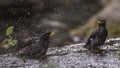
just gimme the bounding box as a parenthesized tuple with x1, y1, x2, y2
(84, 19, 108, 53)
(18, 31, 55, 58)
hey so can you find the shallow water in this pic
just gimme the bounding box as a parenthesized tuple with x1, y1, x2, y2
(0, 38, 120, 68)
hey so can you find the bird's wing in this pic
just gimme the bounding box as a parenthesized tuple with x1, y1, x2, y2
(17, 37, 40, 50)
(17, 40, 33, 50)
(86, 30, 98, 45)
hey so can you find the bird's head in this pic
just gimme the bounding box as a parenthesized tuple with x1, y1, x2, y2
(49, 32, 56, 37)
(41, 31, 55, 40)
(97, 19, 106, 26)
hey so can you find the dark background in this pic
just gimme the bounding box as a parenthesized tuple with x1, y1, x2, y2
(0, 0, 119, 46)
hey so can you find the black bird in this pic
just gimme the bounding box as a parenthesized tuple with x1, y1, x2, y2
(84, 19, 108, 53)
(18, 31, 55, 58)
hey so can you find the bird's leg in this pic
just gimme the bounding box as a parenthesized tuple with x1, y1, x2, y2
(21, 56, 27, 63)
(37, 55, 47, 61)
(90, 46, 100, 53)
(35, 50, 47, 60)
(97, 48, 106, 53)
(91, 46, 105, 54)
(84, 44, 91, 49)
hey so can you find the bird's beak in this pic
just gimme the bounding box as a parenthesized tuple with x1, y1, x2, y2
(49, 32, 55, 37)
(98, 20, 102, 24)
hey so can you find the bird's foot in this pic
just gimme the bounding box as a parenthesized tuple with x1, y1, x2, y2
(83, 45, 90, 49)
(37, 55, 47, 61)
(90, 48, 105, 54)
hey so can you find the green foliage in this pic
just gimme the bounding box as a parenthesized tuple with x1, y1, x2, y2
(6, 26, 14, 36)
(43, 62, 57, 68)
(117, 51, 120, 59)
(47, 63, 56, 68)
(8, 39, 18, 46)
(1, 26, 18, 47)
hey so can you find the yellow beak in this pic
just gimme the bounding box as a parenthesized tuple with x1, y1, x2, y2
(98, 20, 102, 24)
(50, 32, 55, 37)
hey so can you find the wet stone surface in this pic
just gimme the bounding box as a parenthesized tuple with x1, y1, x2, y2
(0, 38, 120, 68)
